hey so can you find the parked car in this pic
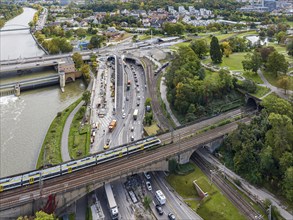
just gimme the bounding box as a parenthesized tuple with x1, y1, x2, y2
(155, 205, 163, 215)
(146, 181, 152, 191)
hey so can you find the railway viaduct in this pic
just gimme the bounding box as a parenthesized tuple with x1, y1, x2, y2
(0, 118, 250, 219)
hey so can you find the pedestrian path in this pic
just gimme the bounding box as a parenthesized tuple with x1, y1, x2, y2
(160, 77, 181, 127)
(61, 100, 85, 162)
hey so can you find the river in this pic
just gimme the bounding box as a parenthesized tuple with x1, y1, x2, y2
(0, 8, 85, 177)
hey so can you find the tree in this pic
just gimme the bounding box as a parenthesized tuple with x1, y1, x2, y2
(276, 31, 286, 44)
(286, 40, 293, 56)
(210, 36, 222, 64)
(261, 95, 293, 119)
(143, 196, 152, 210)
(282, 167, 293, 202)
(88, 35, 105, 49)
(82, 90, 91, 105)
(265, 113, 293, 160)
(241, 79, 257, 93)
(242, 51, 262, 73)
(221, 41, 232, 57)
(72, 52, 83, 69)
(190, 39, 209, 59)
(266, 51, 288, 77)
(81, 64, 90, 81)
(132, 34, 138, 42)
(75, 28, 87, 38)
(145, 97, 152, 107)
(278, 76, 291, 95)
(35, 211, 54, 220)
(256, 46, 275, 63)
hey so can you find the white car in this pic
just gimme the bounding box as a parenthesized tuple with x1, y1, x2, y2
(146, 181, 152, 191)
(144, 172, 151, 180)
(122, 113, 126, 119)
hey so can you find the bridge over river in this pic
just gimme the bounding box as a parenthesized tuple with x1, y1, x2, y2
(0, 116, 251, 218)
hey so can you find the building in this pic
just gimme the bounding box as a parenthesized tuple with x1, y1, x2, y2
(264, 0, 277, 11)
(60, 0, 71, 6)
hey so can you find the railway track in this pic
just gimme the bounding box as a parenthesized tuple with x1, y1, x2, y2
(141, 57, 172, 131)
(191, 153, 263, 220)
(0, 118, 251, 211)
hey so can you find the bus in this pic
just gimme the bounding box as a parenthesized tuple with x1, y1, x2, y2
(155, 190, 166, 205)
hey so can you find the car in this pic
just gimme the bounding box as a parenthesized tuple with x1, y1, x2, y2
(155, 205, 163, 215)
(104, 144, 109, 150)
(106, 139, 110, 145)
(130, 136, 134, 141)
(122, 113, 126, 119)
(146, 181, 152, 191)
(130, 126, 134, 132)
(136, 102, 140, 107)
(144, 172, 151, 180)
(126, 96, 129, 101)
(168, 213, 176, 220)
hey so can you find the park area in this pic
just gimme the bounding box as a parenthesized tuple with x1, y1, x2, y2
(166, 163, 246, 220)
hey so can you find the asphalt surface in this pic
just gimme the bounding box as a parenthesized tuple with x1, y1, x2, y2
(61, 100, 85, 162)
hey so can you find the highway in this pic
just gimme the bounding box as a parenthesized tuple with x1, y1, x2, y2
(0, 117, 251, 211)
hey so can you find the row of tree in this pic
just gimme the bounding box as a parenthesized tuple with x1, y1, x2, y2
(219, 96, 293, 202)
(165, 45, 237, 121)
(242, 46, 289, 77)
(0, 5, 23, 28)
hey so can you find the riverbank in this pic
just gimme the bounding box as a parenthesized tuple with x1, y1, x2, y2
(36, 97, 82, 169)
(0, 5, 23, 29)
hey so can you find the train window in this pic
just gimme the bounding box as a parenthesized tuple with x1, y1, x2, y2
(81, 157, 91, 162)
(28, 172, 39, 177)
(67, 161, 77, 166)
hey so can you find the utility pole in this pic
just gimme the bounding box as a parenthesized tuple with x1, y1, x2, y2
(268, 205, 272, 220)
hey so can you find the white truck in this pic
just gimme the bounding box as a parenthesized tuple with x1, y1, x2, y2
(104, 183, 119, 219)
(133, 109, 138, 120)
(155, 190, 166, 205)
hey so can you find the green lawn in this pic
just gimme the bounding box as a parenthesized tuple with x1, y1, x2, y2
(204, 52, 247, 71)
(144, 123, 160, 136)
(138, 34, 152, 41)
(263, 72, 293, 90)
(37, 98, 82, 169)
(167, 163, 246, 220)
(242, 71, 264, 84)
(68, 106, 91, 159)
(252, 85, 271, 98)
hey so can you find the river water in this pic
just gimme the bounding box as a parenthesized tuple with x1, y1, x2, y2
(0, 8, 85, 177)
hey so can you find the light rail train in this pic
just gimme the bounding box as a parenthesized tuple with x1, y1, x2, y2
(0, 136, 161, 192)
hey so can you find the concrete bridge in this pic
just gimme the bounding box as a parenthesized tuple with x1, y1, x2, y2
(0, 117, 250, 219)
(0, 52, 95, 74)
(0, 70, 82, 96)
(0, 24, 31, 32)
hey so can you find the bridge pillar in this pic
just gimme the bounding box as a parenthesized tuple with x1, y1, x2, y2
(59, 71, 65, 92)
(14, 83, 20, 96)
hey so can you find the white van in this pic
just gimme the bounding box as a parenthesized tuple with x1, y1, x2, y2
(155, 190, 166, 205)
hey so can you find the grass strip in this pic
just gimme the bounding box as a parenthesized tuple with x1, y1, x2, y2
(68, 106, 91, 159)
(37, 97, 82, 169)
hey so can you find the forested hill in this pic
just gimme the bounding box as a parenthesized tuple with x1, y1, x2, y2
(219, 95, 293, 203)
(0, 5, 23, 29)
(81, 0, 242, 12)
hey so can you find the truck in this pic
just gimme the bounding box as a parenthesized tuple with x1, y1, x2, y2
(104, 183, 119, 219)
(133, 109, 138, 120)
(155, 190, 166, 205)
(108, 119, 117, 132)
